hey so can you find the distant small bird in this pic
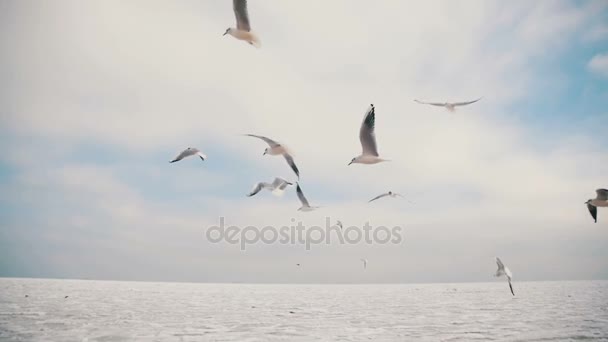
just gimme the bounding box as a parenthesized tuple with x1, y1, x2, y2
(64, 296, 69, 299)
(169, 147, 206, 163)
(223, 0, 261, 48)
(296, 263, 300, 266)
(24, 295, 28, 298)
(349, 104, 389, 165)
(414, 97, 482, 112)
(247, 177, 293, 197)
(244, 134, 300, 179)
(585, 189, 608, 223)
(360, 258, 368, 270)
(368, 191, 405, 203)
(296, 183, 319, 212)
(494, 257, 514, 296)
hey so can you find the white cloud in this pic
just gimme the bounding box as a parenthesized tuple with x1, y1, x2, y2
(587, 52, 608, 77)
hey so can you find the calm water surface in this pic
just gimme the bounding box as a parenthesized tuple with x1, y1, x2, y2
(0, 278, 607, 341)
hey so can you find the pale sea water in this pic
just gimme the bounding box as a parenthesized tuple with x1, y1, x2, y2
(0, 278, 607, 341)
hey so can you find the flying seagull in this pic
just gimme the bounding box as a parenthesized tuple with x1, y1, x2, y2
(494, 257, 514, 296)
(244, 134, 300, 179)
(414, 97, 482, 112)
(169, 147, 207, 163)
(368, 191, 405, 203)
(360, 258, 368, 270)
(247, 177, 293, 197)
(223, 0, 261, 48)
(296, 182, 319, 212)
(349, 104, 389, 165)
(585, 189, 608, 223)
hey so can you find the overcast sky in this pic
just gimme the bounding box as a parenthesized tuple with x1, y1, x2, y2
(1, 0, 607, 283)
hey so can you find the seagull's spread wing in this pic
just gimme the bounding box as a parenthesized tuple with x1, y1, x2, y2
(495, 257, 505, 271)
(170, 148, 195, 163)
(596, 189, 608, 201)
(587, 203, 597, 223)
(508, 280, 514, 296)
(196, 151, 207, 161)
(233, 0, 251, 31)
(359, 104, 379, 156)
(414, 99, 446, 107)
(247, 182, 266, 197)
(272, 177, 291, 190)
(369, 192, 389, 203)
(283, 153, 300, 179)
(244, 134, 280, 147)
(452, 97, 482, 107)
(296, 183, 310, 207)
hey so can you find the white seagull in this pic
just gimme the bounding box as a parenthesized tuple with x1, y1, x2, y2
(494, 257, 514, 296)
(349, 104, 389, 165)
(169, 147, 207, 163)
(247, 177, 293, 197)
(244, 134, 300, 179)
(296, 183, 319, 212)
(414, 97, 482, 112)
(360, 258, 368, 270)
(368, 191, 405, 203)
(223, 0, 261, 48)
(585, 189, 608, 223)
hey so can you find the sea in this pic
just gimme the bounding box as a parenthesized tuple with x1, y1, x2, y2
(0, 278, 607, 341)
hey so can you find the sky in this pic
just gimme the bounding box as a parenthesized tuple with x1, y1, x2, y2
(1, 0, 607, 284)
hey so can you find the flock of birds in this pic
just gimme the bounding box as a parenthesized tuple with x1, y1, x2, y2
(167, 0, 606, 296)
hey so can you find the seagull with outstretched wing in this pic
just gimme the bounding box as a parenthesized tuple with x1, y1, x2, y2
(585, 188, 608, 223)
(495, 257, 514, 296)
(223, 0, 261, 47)
(349, 104, 389, 165)
(244, 134, 300, 179)
(414, 97, 482, 112)
(169, 147, 207, 163)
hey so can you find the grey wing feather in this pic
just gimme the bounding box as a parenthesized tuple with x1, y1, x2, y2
(415, 99, 446, 107)
(283, 154, 300, 179)
(452, 97, 482, 106)
(369, 193, 388, 203)
(587, 203, 597, 223)
(247, 183, 264, 197)
(233, 0, 251, 31)
(596, 189, 608, 201)
(170, 149, 193, 163)
(495, 257, 505, 270)
(360, 104, 379, 156)
(296, 183, 310, 207)
(244, 134, 280, 147)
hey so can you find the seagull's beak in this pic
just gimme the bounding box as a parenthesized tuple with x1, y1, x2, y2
(223, 31, 228, 36)
(348, 161, 353, 166)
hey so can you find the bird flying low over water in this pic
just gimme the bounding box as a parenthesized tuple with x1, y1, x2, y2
(223, 0, 261, 48)
(368, 191, 405, 203)
(296, 183, 319, 212)
(585, 189, 608, 223)
(244, 134, 300, 179)
(247, 177, 293, 197)
(349, 104, 389, 165)
(414, 97, 482, 112)
(169, 147, 207, 163)
(495, 257, 514, 296)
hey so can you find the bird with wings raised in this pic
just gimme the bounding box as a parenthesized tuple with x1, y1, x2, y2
(223, 0, 261, 47)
